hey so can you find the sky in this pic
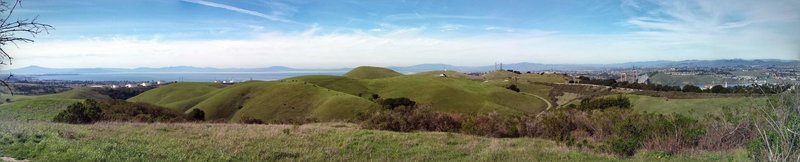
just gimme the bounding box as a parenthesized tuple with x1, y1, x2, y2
(3, 0, 799, 68)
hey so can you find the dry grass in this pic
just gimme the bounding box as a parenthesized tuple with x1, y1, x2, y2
(0, 121, 748, 161)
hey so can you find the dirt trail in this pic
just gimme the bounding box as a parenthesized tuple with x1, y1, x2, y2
(1, 157, 28, 162)
(522, 92, 552, 110)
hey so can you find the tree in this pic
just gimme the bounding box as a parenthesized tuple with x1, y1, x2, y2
(0, 0, 54, 95)
(53, 99, 103, 124)
(682, 84, 702, 93)
(710, 85, 730, 93)
(506, 84, 520, 92)
(379, 97, 416, 110)
(189, 109, 206, 121)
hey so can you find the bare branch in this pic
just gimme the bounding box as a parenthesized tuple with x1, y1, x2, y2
(0, 0, 54, 96)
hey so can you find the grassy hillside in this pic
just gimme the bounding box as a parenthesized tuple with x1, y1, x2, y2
(0, 88, 110, 121)
(286, 75, 371, 97)
(412, 70, 475, 79)
(483, 70, 519, 80)
(0, 121, 748, 161)
(134, 72, 549, 122)
(344, 66, 403, 79)
(519, 73, 569, 84)
(127, 82, 225, 112)
(190, 80, 379, 122)
(365, 75, 547, 113)
(290, 75, 547, 114)
(602, 94, 764, 117)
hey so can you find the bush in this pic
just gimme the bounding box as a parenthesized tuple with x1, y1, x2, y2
(54, 99, 193, 124)
(748, 91, 800, 161)
(239, 116, 264, 124)
(189, 109, 206, 121)
(682, 84, 702, 93)
(97, 99, 191, 123)
(609, 138, 640, 156)
(53, 99, 103, 124)
(506, 84, 520, 92)
(360, 99, 751, 157)
(362, 105, 461, 132)
(378, 97, 416, 110)
(577, 96, 631, 111)
(462, 112, 518, 137)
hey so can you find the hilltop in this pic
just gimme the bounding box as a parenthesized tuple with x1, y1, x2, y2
(343, 66, 403, 79)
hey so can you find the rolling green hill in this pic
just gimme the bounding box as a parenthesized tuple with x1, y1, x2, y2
(343, 66, 403, 79)
(132, 68, 549, 122)
(365, 75, 546, 113)
(127, 82, 225, 112)
(411, 70, 474, 79)
(0, 88, 111, 121)
(189, 80, 379, 122)
(286, 75, 371, 97)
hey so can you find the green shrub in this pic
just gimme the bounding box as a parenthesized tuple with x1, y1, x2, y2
(748, 91, 800, 161)
(609, 138, 640, 156)
(189, 109, 206, 121)
(506, 84, 520, 92)
(54, 99, 193, 124)
(239, 116, 264, 124)
(97, 99, 191, 123)
(53, 99, 103, 124)
(577, 96, 631, 111)
(378, 97, 416, 110)
(362, 105, 461, 132)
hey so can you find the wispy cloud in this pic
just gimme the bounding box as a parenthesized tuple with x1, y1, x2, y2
(8, 0, 798, 68)
(384, 13, 499, 21)
(13, 25, 795, 69)
(620, 0, 800, 54)
(439, 24, 462, 32)
(181, 0, 294, 23)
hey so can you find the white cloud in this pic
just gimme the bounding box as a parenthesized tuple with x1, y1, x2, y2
(7, 24, 796, 69)
(4, 0, 797, 69)
(181, 0, 294, 23)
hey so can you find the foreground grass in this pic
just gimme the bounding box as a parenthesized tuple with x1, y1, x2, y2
(0, 121, 748, 161)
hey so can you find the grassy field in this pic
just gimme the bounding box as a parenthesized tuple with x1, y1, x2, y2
(0, 88, 110, 122)
(600, 94, 764, 117)
(132, 67, 549, 122)
(0, 121, 749, 161)
(555, 92, 580, 108)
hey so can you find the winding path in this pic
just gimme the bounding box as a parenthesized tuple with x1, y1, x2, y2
(521, 92, 553, 110)
(2, 157, 28, 162)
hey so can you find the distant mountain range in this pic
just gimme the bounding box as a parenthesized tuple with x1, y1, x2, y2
(7, 59, 799, 75)
(389, 59, 799, 72)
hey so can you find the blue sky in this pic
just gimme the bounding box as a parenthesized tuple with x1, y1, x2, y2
(5, 0, 800, 68)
